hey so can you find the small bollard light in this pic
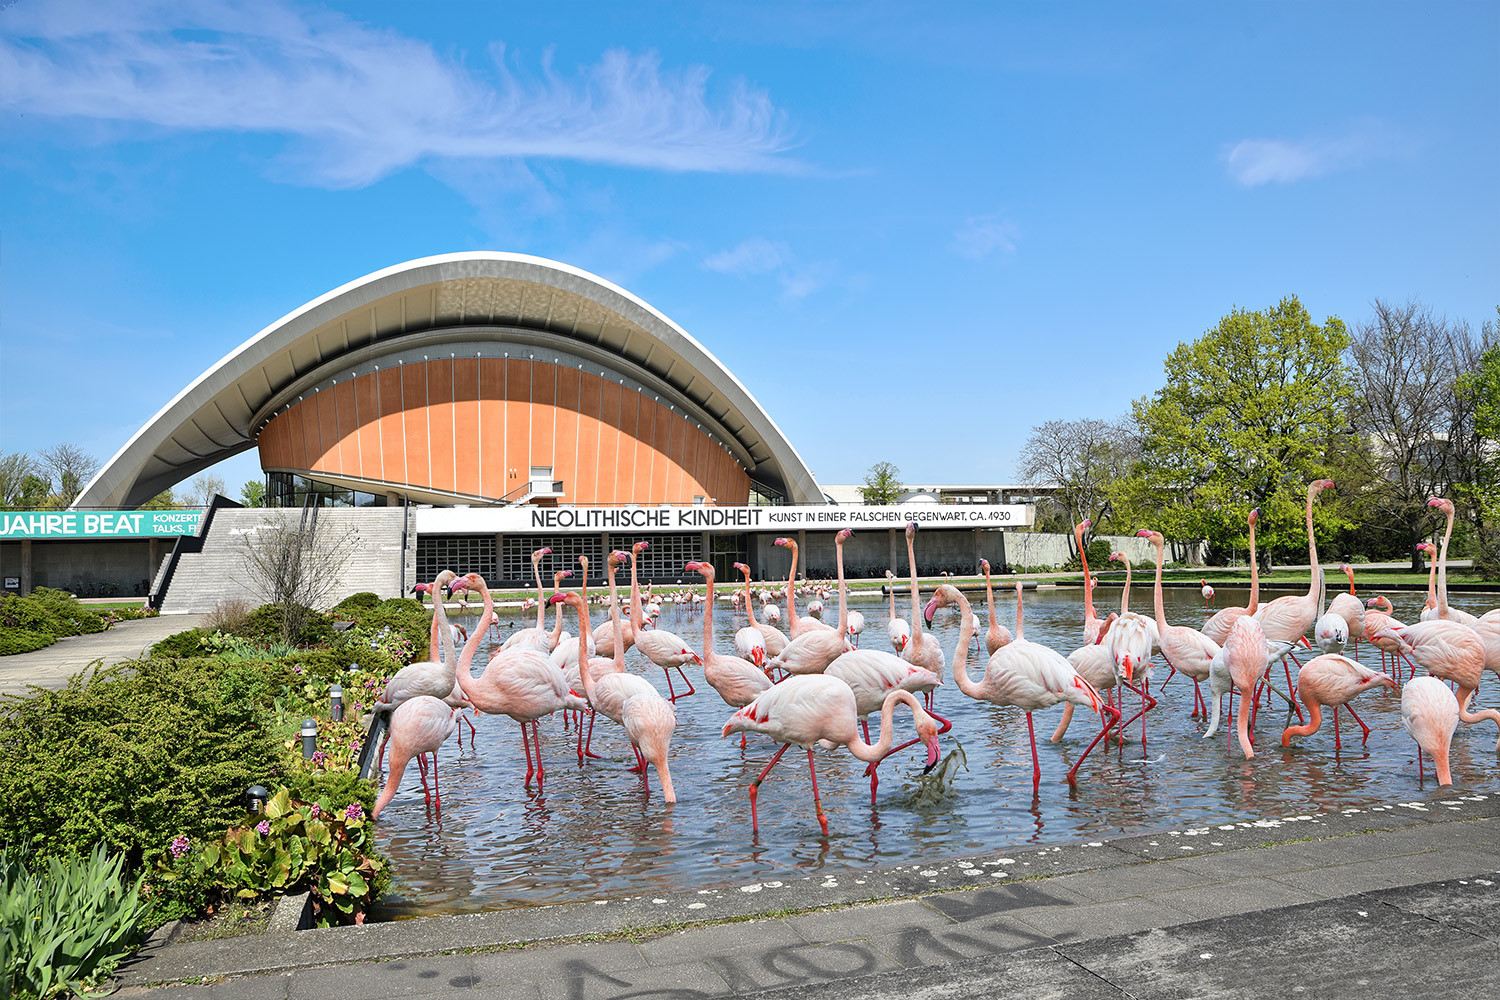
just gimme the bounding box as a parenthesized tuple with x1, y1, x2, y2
(330, 684, 344, 722)
(245, 784, 269, 813)
(347, 662, 359, 674)
(301, 718, 318, 760)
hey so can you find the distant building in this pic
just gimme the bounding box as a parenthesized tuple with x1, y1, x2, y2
(822, 483, 1059, 505)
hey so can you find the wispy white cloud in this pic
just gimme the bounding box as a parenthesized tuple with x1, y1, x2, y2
(952, 213, 1019, 260)
(0, 0, 799, 188)
(1222, 120, 1393, 187)
(702, 237, 830, 299)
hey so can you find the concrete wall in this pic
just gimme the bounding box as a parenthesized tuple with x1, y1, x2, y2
(0, 540, 167, 597)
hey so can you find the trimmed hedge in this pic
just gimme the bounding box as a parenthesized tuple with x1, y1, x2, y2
(0, 629, 53, 656)
(151, 628, 210, 658)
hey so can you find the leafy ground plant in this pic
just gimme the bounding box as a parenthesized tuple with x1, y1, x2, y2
(0, 845, 151, 999)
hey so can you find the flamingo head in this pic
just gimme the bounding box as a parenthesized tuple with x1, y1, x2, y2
(547, 593, 569, 607)
(1096, 612, 1119, 643)
(1417, 542, 1437, 557)
(1079, 519, 1092, 531)
(553, 571, 571, 587)
(1109, 552, 1124, 564)
(1248, 507, 1260, 526)
(1072, 676, 1102, 715)
(1312, 479, 1335, 495)
(733, 561, 749, 575)
(532, 547, 551, 563)
(980, 558, 989, 572)
(685, 648, 703, 665)
(905, 521, 918, 540)
(751, 645, 765, 669)
(836, 528, 853, 543)
(1136, 529, 1163, 546)
(884, 570, 894, 580)
(454, 572, 484, 593)
(634, 541, 650, 554)
(1118, 653, 1136, 682)
(773, 537, 791, 548)
(684, 560, 706, 575)
(1427, 496, 1454, 515)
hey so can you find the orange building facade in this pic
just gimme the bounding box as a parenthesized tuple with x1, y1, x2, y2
(256, 352, 750, 507)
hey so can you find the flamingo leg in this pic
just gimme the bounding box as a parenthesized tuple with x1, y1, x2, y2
(1345, 702, 1372, 743)
(531, 721, 546, 789)
(1226, 687, 1235, 750)
(749, 744, 791, 834)
(1333, 704, 1341, 750)
(416, 751, 431, 805)
(431, 752, 441, 815)
(582, 711, 604, 761)
(519, 720, 535, 787)
(1115, 681, 1157, 751)
(668, 666, 696, 702)
(634, 744, 649, 785)
(1141, 676, 1150, 755)
(806, 748, 829, 836)
(1027, 713, 1041, 792)
(1067, 705, 1121, 786)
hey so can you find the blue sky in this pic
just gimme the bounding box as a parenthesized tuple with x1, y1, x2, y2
(2, 0, 1496, 499)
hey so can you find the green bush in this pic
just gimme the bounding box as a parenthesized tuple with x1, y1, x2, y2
(237, 604, 336, 647)
(332, 592, 381, 612)
(334, 598, 431, 657)
(150, 627, 209, 658)
(0, 657, 284, 870)
(26, 587, 108, 635)
(0, 845, 152, 1000)
(1062, 540, 1113, 574)
(0, 594, 62, 634)
(0, 629, 54, 656)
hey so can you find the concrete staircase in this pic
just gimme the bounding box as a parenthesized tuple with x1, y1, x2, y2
(159, 507, 411, 614)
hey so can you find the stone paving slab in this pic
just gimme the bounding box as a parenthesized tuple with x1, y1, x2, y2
(0, 614, 205, 696)
(116, 791, 1500, 995)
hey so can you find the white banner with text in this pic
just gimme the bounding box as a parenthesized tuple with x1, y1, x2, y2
(416, 503, 1034, 535)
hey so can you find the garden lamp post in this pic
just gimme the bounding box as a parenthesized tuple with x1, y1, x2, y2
(245, 785, 269, 813)
(330, 684, 344, 722)
(301, 718, 318, 759)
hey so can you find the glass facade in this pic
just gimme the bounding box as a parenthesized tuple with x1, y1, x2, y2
(266, 472, 388, 509)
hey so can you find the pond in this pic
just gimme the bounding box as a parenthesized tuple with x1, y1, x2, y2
(370, 583, 1498, 919)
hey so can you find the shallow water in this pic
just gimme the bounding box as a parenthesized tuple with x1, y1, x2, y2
(371, 583, 1499, 919)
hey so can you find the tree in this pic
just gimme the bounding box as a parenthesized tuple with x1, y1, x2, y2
(0, 453, 36, 508)
(186, 473, 226, 506)
(239, 510, 358, 645)
(1455, 312, 1500, 576)
(1016, 418, 1138, 544)
(138, 490, 178, 510)
(860, 462, 904, 504)
(1345, 299, 1492, 568)
(240, 480, 267, 507)
(37, 444, 99, 507)
(1116, 296, 1357, 566)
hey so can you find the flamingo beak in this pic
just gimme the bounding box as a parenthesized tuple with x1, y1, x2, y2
(1122, 656, 1134, 682)
(922, 734, 941, 772)
(752, 647, 765, 669)
(1075, 678, 1100, 715)
(689, 651, 703, 665)
(548, 594, 567, 605)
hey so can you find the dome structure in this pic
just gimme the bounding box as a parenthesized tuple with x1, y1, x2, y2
(76, 252, 822, 509)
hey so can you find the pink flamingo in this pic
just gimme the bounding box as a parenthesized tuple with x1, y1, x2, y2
(1200, 579, 1215, 605)
(457, 574, 587, 790)
(885, 570, 911, 652)
(1422, 498, 1479, 626)
(768, 530, 854, 676)
(1362, 594, 1418, 680)
(591, 543, 641, 657)
(374, 570, 462, 768)
(1279, 654, 1396, 749)
(980, 558, 1013, 654)
(1326, 563, 1365, 658)
(685, 561, 772, 719)
(372, 696, 461, 820)
(1402, 676, 1459, 786)
(628, 542, 701, 701)
(736, 561, 787, 660)
(902, 524, 947, 695)
(1104, 551, 1157, 751)
(951, 578, 1107, 790)
(1074, 520, 1103, 645)
(1221, 616, 1272, 759)
(501, 548, 558, 651)
(774, 537, 832, 639)
(1203, 508, 1260, 645)
(826, 646, 945, 802)
(1255, 480, 1334, 699)
(1372, 619, 1500, 750)
(722, 677, 940, 836)
(1139, 530, 1221, 721)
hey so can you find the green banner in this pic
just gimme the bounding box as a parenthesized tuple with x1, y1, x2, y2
(0, 509, 204, 540)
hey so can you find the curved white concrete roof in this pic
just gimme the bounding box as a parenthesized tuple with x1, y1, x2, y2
(76, 253, 823, 508)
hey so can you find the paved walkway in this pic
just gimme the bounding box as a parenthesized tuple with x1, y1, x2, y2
(0, 614, 205, 696)
(118, 792, 1499, 999)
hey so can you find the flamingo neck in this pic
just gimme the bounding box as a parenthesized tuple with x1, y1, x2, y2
(431, 575, 456, 668)
(906, 534, 923, 645)
(887, 575, 897, 618)
(1425, 552, 1437, 608)
(949, 590, 984, 700)
(1119, 560, 1131, 615)
(983, 561, 997, 625)
(455, 580, 493, 688)
(847, 689, 921, 763)
(549, 579, 567, 645)
(1345, 568, 1356, 596)
(1014, 576, 1025, 642)
(1076, 526, 1096, 622)
(1304, 486, 1321, 603)
(743, 570, 759, 627)
(532, 558, 545, 631)
(1247, 517, 1259, 613)
(1282, 701, 1323, 743)
(609, 568, 625, 674)
(1437, 506, 1454, 613)
(835, 538, 848, 635)
(574, 596, 599, 701)
(785, 541, 800, 623)
(701, 569, 716, 654)
(1151, 539, 1168, 636)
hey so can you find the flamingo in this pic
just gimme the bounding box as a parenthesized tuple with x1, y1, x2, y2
(885, 570, 911, 653)
(371, 696, 461, 820)
(555, 562, 677, 799)
(1218, 616, 1272, 759)
(845, 609, 866, 647)
(980, 558, 1013, 654)
(1051, 613, 1121, 741)
(1202, 508, 1261, 645)
(1279, 654, 1396, 749)
(1420, 541, 1439, 616)
(1314, 613, 1349, 655)
(1073, 520, 1103, 645)
(629, 542, 702, 702)
(774, 537, 832, 638)
(501, 548, 558, 651)
(1254, 479, 1338, 659)
(1402, 676, 1459, 786)
(549, 560, 596, 677)
(1372, 619, 1500, 750)
(456, 575, 587, 791)
(825, 647, 943, 802)
(722, 677, 940, 836)
(1200, 579, 1215, 605)
(1104, 551, 1157, 750)
(685, 561, 773, 719)
(1327, 563, 1365, 657)
(902, 523, 947, 695)
(1139, 530, 1221, 722)
(1422, 498, 1479, 626)
(949, 577, 1107, 790)
(1363, 595, 1418, 679)
(735, 562, 787, 659)
(768, 530, 854, 676)
(373, 570, 462, 769)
